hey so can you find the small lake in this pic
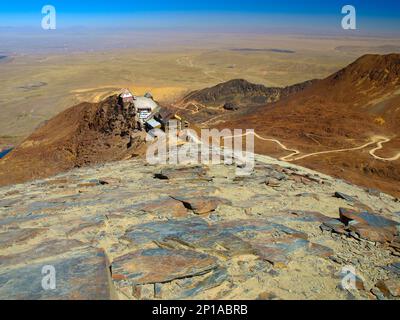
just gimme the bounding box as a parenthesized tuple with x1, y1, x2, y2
(0, 148, 13, 159)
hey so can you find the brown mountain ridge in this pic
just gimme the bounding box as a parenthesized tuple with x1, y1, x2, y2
(0, 95, 147, 186)
(174, 78, 317, 123)
(210, 54, 400, 196)
(1, 53, 399, 197)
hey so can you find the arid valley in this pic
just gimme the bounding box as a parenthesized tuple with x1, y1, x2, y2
(1, 24, 400, 301)
(2, 32, 400, 141)
(1, 32, 400, 196)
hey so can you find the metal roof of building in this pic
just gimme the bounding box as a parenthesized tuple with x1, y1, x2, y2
(133, 96, 158, 111)
(146, 118, 162, 129)
(120, 88, 133, 98)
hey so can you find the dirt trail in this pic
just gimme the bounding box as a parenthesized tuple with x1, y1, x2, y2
(368, 136, 400, 161)
(228, 131, 300, 160)
(176, 56, 224, 82)
(172, 100, 205, 114)
(226, 132, 400, 162)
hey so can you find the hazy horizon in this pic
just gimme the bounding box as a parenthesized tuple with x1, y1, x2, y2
(1, 1, 400, 34)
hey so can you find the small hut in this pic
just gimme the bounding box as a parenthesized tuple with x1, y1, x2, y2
(119, 89, 134, 107)
(133, 96, 159, 125)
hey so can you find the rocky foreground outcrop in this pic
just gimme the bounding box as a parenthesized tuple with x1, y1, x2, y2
(0, 151, 399, 300)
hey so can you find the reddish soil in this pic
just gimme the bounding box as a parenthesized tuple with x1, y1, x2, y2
(211, 54, 400, 197)
(0, 96, 147, 186)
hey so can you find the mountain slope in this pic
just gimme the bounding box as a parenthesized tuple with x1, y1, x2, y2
(182, 78, 317, 107)
(0, 96, 146, 186)
(211, 54, 400, 196)
(224, 54, 400, 144)
(173, 78, 316, 123)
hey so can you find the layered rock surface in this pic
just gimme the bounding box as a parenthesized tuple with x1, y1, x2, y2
(0, 153, 399, 300)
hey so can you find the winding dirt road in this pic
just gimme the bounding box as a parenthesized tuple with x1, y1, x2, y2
(172, 100, 205, 114)
(369, 137, 400, 161)
(227, 132, 400, 162)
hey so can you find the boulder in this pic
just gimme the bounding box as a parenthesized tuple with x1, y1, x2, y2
(129, 197, 188, 217)
(223, 102, 239, 111)
(171, 196, 229, 214)
(265, 178, 281, 187)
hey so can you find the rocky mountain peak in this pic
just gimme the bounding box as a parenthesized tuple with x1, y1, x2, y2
(0, 93, 147, 186)
(328, 53, 400, 88)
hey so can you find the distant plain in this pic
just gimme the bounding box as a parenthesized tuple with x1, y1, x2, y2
(1, 30, 400, 148)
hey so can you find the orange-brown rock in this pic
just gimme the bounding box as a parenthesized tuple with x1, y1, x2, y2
(0, 96, 146, 186)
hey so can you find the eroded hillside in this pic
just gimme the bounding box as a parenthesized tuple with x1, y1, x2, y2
(180, 54, 400, 197)
(0, 95, 147, 186)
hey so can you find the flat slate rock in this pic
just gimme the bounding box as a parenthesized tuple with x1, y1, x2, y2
(0, 198, 20, 208)
(0, 228, 47, 249)
(0, 239, 85, 268)
(250, 237, 309, 267)
(383, 262, 400, 276)
(127, 197, 188, 217)
(0, 213, 48, 227)
(123, 217, 211, 246)
(0, 247, 114, 300)
(154, 166, 211, 181)
(112, 248, 219, 285)
(339, 208, 399, 243)
(339, 208, 399, 228)
(249, 234, 333, 267)
(218, 219, 308, 240)
(335, 193, 372, 211)
(348, 224, 396, 243)
(306, 242, 335, 258)
(285, 210, 330, 223)
(171, 196, 230, 214)
(123, 217, 324, 267)
(335, 192, 357, 202)
(65, 218, 106, 236)
(166, 230, 255, 258)
(321, 219, 347, 234)
(179, 267, 229, 299)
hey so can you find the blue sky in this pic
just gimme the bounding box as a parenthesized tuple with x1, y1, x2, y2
(0, 0, 399, 33)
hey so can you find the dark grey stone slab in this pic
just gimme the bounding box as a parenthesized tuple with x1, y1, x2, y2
(0, 247, 114, 300)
